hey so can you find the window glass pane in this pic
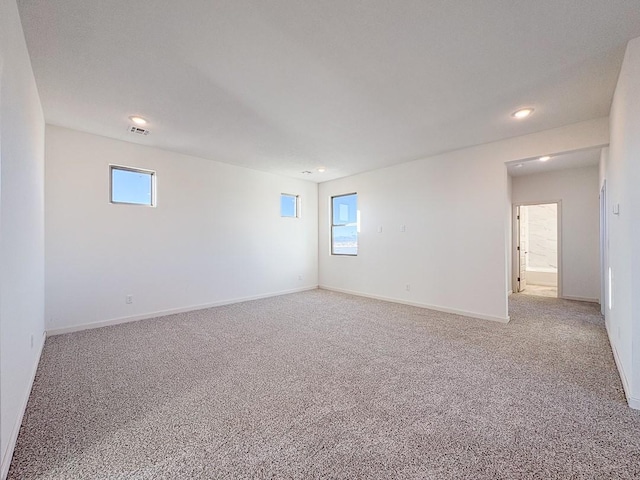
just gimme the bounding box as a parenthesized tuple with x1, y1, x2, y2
(332, 194, 357, 225)
(331, 193, 358, 255)
(281, 194, 297, 217)
(111, 167, 153, 206)
(332, 225, 358, 255)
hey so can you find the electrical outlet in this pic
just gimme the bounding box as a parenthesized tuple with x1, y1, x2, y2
(377, 226, 383, 233)
(298, 274, 303, 281)
(30, 334, 34, 349)
(400, 225, 406, 232)
(405, 284, 411, 292)
(126, 295, 133, 304)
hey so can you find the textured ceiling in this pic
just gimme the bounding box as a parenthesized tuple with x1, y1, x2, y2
(17, 0, 640, 182)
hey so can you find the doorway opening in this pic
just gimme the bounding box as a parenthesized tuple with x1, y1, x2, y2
(514, 202, 560, 298)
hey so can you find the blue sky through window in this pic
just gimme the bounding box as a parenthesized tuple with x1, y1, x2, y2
(332, 194, 357, 225)
(111, 167, 153, 205)
(281, 194, 297, 217)
(332, 193, 358, 255)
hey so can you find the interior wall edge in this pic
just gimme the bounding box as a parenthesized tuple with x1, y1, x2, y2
(560, 295, 599, 303)
(0, 332, 46, 480)
(607, 323, 640, 410)
(44, 125, 319, 331)
(46, 285, 319, 337)
(319, 286, 511, 324)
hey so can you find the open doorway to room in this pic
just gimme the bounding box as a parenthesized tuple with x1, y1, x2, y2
(506, 146, 605, 310)
(514, 202, 560, 298)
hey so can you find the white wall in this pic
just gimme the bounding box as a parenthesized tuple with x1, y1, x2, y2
(512, 167, 599, 301)
(45, 126, 318, 333)
(318, 118, 609, 323)
(0, 0, 46, 477)
(603, 36, 640, 409)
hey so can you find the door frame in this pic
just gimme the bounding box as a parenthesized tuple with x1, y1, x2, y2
(599, 181, 607, 315)
(512, 200, 563, 298)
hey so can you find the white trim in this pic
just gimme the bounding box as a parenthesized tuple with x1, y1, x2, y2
(47, 286, 319, 336)
(1, 332, 46, 480)
(607, 325, 640, 410)
(512, 205, 520, 293)
(319, 285, 510, 324)
(560, 295, 599, 303)
(599, 180, 607, 316)
(507, 290, 513, 295)
(557, 201, 563, 298)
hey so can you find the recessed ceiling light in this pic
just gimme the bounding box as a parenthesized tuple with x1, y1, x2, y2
(129, 116, 148, 125)
(539, 156, 551, 162)
(512, 108, 534, 119)
(317, 167, 326, 173)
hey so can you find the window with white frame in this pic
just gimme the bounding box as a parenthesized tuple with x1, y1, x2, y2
(331, 193, 358, 255)
(281, 193, 299, 218)
(110, 165, 155, 206)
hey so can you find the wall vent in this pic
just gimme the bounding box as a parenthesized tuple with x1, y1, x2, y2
(128, 125, 150, 136)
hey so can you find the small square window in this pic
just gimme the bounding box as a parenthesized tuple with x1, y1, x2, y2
(281, 194, 299, 218)
(110, 165, 155, 206)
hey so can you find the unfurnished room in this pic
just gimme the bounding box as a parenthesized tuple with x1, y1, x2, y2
(2, 1, 640, 478)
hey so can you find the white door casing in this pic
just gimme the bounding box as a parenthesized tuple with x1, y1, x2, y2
(517, 206, 528, 292)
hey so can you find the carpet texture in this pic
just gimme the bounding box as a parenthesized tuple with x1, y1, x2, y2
(8, 290, 640, 479)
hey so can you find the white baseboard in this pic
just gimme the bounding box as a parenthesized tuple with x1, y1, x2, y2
(1, 331, 46, 480)
(47, 286, 319, 336)
(508, 290, 513, 295)
(561, 295, 599, 303)
(606, 324, 640, 410)
(319, 285, 510, 324)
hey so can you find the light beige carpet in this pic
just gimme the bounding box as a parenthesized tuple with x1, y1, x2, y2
(8, 290, 640, 479)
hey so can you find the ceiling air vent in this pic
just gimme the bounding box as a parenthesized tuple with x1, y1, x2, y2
(128, 125, 150, 136)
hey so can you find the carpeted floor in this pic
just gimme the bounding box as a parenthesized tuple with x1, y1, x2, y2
(8, 290, 640, 479)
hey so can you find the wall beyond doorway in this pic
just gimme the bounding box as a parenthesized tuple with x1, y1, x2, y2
(522, 203, 558, 287)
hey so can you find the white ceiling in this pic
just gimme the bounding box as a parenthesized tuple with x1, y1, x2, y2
(17, 0, 640, 182)
(506, 148, 601, 177)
